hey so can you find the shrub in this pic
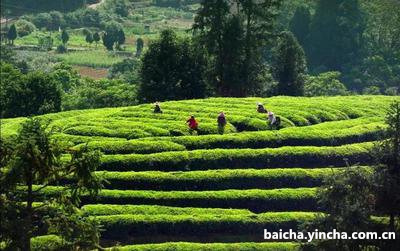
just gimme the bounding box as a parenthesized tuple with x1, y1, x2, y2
(305, 72, 348, 96)
(14, 19, 36, 37)
(363, 86, 381, 95)
(56, 44, 67, 54)
(30, 235, 64, 251)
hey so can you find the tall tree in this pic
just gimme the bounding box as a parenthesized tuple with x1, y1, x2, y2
(373, 101, 400, 238)
(193, 0, 230, 95)
(289, 5, 311, 49)
(235, 0, 281, 94)
(61, 29, 69, 45)
(0, 118, 103, 250)
(7, 24, 17, 45)
(85, 32, 94, 45)
(102, 32, 114, 51)
(308, 0, 365, 72)
(116, 29, 126, 50)
(136, 37, 144, 57)
(93, 32, 100, 48)
(102, 22, 124, 51)
(273, 31, 307, 96)
(193, 0, 280, 96)
(139, 29, 208, 102)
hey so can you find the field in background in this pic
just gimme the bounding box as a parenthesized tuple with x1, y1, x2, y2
(74, 66, 108, 79)
(8, 2, 196, 79)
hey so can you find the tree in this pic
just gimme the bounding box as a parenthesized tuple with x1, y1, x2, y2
(14, 19, 36, 37)
(116, 29, 126, 50)
(304, 72, 348, 96)
(139, 29, 208, 102)
(61, 29, 69, 45)
(85, 32, 94, 45)
(62, 78, 137, 110)
(235, 0, 281, 94)
(0, 45, 16, 64)
(193, 0, 234, 96)
(102, 32, 114, 51)
(373, 101, 400, 242)
(49, 11, 65, 31)
(38, 35, 54, 51)
(345, 0, 400, 91)
(108, 58, 140, 84)
(102, 22, 124, 51)
(136, 37, 144, 57)
(93, 32, 100, 48)
(301, 101, 400, 250)
(308, 0, 365, 72)
(113, 0, 129, 17)
(301, 166, 376, 251)
(0, 64, 62, 118)
(0, 118, 103, 250)
(218, 15, 246, 96)
(289, 5, 311, 49)
(273, 31, 307, 96)
(7, 24, 17, 45)
(193, 0, 281, 96)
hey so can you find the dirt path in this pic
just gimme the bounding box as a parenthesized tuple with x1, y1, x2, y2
(88, 0, 105, 9)
(0, 18, 13, 25)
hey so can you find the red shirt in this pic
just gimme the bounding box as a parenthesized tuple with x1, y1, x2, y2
(187, 118, 198, 129)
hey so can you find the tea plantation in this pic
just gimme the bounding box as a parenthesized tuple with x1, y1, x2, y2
(2, 96, 398, 250)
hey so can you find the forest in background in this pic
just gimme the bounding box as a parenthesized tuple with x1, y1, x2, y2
(1, 0, 399, 118)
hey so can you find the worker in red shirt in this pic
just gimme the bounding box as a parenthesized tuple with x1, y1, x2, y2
(186, 115, 199, 134)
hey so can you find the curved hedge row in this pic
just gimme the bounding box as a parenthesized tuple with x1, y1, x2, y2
(76, 140, 186, 154)
(30, 235, 64, 251)
(38, 186, 318, 212)
(82, 204, 253, 216)
(89, 168, 336, 191)
(109, 242, 299, 251)
(95, 212, 315, 239)
(100, 143, 373, 171)
(73, 119, 383, 154)
(168, 121, 383, 150)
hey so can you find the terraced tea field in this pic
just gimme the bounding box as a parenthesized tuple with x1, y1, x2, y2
(1, 96, 398, 250)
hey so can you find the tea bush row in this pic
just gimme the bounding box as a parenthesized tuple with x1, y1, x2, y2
(99, 143, 373, 171)
(37, 186, 317, 212)
(81, 204, 253, 216)
(94, 212, 315, 239)
(89, 168, 339, 190)
(109, 242, 299, 251)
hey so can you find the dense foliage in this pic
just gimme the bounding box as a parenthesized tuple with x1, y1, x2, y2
(0, 118, 102, 250)
(0, 63, 62, 118)
(139, 30, 208, 102)
(273, 31, 307, 96)
(1, 0, 91, 15)
(302, 101, 400, 250)
(193, 0, 281, 97)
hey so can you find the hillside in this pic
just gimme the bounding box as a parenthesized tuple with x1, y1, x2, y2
(1, 95, 398, 249)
